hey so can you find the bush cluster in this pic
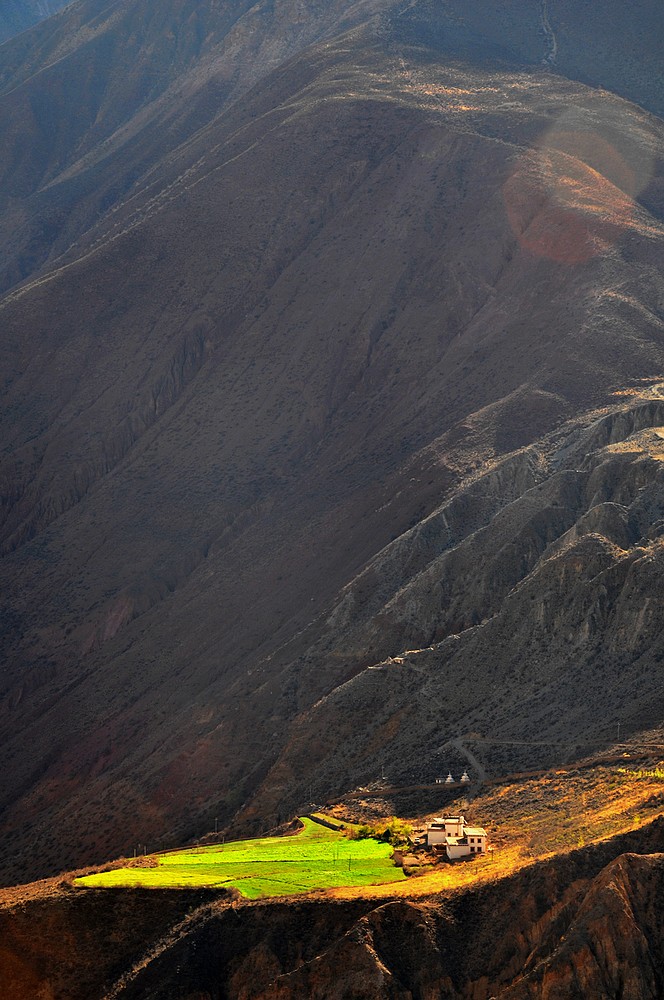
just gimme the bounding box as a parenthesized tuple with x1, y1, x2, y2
(350, 817, 413, 847)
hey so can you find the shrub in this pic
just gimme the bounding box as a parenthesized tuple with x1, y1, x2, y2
(350, 817, 413, 847)
(381, 818, 413, 847)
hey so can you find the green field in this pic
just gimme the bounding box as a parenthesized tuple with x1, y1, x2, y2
(74, 817, 406, 899)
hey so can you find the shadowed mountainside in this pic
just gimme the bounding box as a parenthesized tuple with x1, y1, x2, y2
(1, 0, 664, 884)
(0, 0, 71, 44)
(247, 395, 664, 822)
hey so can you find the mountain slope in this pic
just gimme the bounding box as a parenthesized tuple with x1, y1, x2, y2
(248, 394, 664, 823)
(0, 0, 71, 44)
(3, 818, 664, 999)
(1, 0, 664, 883)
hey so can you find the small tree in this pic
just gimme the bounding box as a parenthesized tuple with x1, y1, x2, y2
(380, 817, 413, 848)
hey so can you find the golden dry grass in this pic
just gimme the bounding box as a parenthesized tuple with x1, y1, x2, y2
(2, 762, 663, 909)
(327, 761, 664, 900)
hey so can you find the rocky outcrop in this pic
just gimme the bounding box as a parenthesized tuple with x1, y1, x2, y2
(246, 398, 664, 816)
(502, 853, 664, 998)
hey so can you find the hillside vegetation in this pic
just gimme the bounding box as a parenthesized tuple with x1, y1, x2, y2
(327, 756, 664, 898)
(74, 817, 406, 899)
(70, 758, 664, 902)
(3, 762, 664, 998)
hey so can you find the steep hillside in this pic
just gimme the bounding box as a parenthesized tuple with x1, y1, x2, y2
(1, 0, 664, 884)
(0, 0, 71, 44)
(0, 0, 662, 298)
(3, 817, 664, 999)
(248, 393, 664, 821)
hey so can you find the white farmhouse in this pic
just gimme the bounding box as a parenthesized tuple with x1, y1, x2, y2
(425, 814, 488, 860)
(426, 815, 465, 843)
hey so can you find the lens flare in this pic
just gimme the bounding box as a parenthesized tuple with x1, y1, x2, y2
(504, 114, 655, 264)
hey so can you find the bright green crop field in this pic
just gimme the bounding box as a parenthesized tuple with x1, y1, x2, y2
(74, 817, 406, 899)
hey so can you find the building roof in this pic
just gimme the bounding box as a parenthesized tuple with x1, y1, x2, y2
(463, 827, 487, 836)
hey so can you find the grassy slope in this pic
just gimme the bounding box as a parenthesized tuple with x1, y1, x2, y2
(72, 762, 664, 902)
(327, 760, 664, 899)
(74, 818, 405, 899)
